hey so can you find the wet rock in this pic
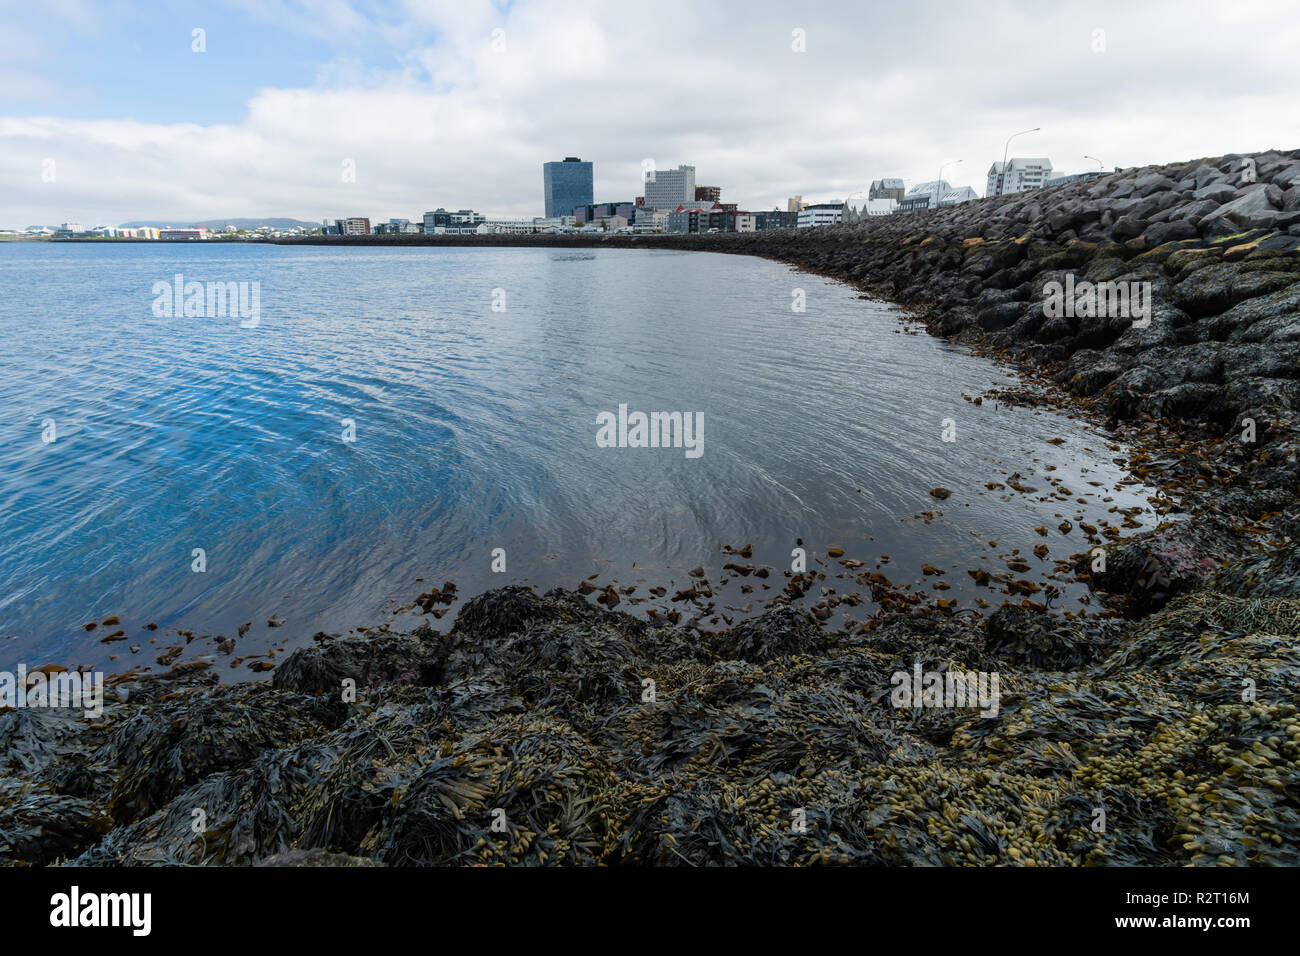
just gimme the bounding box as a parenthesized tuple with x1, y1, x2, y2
(985, 605, 1120, 669)
(1086, 516, 1251, 614)
(258, 848, 383, 866)
(273, 630, 446, 695)
(1201, 188, 1282, 233)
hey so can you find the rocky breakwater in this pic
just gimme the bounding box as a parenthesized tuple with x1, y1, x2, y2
(707, 150, 1300, 435)
(689, 150, 1300, 606)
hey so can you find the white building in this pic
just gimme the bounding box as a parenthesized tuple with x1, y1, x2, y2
(532, 216, 577, 230)
(987, 158, 1053, 197)
(796, 202, 843, 228)
(843, 195, 898, 221)
(631, 209, 668, 233)
(735, 214, 756, 232)
(643, 164, 695, 211)
(478, 219, 538, 234)
(896, 180, 980, 212)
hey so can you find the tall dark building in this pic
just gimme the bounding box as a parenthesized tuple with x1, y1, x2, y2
(542, 157, 594, 218)
(694, 185, 721, 202)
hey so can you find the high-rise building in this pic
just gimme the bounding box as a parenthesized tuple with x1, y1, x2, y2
(695, 185, 721, 202)
(787, 195, 806, 213)
(987, 158, 1053, 196)
(543, 157, 594, 218)
(643, 164, 695, 210)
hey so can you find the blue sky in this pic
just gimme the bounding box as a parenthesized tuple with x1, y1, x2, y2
(3, 1, 442, 123)
(2, 0, 1297, 228)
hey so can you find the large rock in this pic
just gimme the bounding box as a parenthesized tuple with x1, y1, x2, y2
(1086, 516, 1249, 614)
(1133, 173, 1178, 196)
(1111, 215, 1147, 241)
(1200, 186, 1282, 233)
(1143, 220, 1199, 245)
(1193, 182, 1237, 203)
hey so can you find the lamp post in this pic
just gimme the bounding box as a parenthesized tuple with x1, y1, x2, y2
(938, 159, 962, 207)
(999, 127, 1040, 196)
(1084, 155, 1104, 171)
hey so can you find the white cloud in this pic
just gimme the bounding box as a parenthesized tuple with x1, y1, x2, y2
(2, 0, 1298, 227)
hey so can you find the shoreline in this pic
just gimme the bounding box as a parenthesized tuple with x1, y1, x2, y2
(5, 148, 1300, 866)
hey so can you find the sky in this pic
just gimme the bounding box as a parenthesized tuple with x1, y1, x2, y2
(2, 0, 1298, 228)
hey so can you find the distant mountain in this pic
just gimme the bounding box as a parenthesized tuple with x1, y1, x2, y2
(118, 218, 322, 230)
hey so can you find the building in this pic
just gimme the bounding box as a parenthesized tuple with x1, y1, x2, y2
(735, 214, 756, 232)
(643, 164, 695, 211)
(937, 186, 979, 206)
(895, 181, 978, 212)
(423, 209, 452, 232)
(987, 158, 1053, 197)
(375, 218, 419, 235)
(631, 209, 668, 233)
(694, 185, 721, 202)
(843, 196, 898, 221)
(869, 178, 905, 201)
(796, 202, 843, 228)
(543, 157, 594, 219)
(532, 216, 577, 231)
(334, 218, 371, 236)
(159, 227, 210, 240)
(667, 201, 720, 233)
(753, 210, 799, 230)
(787, 195, 807, 213)
(478, 219, 539, 235)
(574, 201, 635, 224)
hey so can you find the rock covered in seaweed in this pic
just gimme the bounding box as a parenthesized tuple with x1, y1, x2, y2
(2, 535, 1296, 867)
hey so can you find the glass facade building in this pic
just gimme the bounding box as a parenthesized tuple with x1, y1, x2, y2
(543, 157, 594, 219)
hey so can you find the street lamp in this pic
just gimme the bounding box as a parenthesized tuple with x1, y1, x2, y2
(938, 159, 962, 205)
(999, 127, 1041, 196)
(1084, 155, 1104, 171)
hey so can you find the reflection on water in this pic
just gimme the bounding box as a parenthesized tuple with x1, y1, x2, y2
(0, 243, 1157, 672)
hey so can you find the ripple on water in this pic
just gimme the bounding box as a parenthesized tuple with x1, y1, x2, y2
(0, 243, 1159, 670)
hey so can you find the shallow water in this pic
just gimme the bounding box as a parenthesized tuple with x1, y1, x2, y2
(0, 242, 1158, 672)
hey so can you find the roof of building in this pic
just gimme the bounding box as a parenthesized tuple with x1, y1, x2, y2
(907, 180, 952, 195)
(989, 158, 1052, 173)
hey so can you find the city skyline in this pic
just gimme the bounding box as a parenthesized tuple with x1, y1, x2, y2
(3, 0, 1299, 229)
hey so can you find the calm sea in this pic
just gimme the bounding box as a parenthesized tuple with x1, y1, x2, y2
(0, 242, 1156, 671)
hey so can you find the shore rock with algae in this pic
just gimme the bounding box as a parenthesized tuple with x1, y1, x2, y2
(1, 561, 1297, 866)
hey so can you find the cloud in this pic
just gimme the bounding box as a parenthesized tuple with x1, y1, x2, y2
(2, 0, 1298, 227)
